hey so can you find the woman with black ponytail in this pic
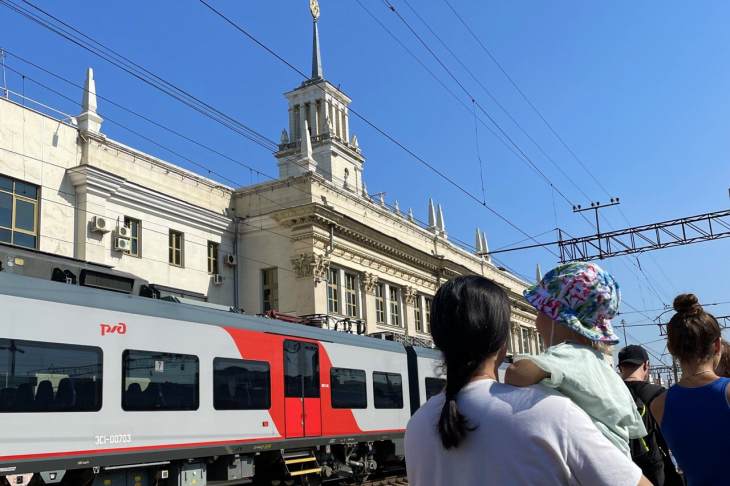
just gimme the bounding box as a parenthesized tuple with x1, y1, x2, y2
(405, 275, 650, 486)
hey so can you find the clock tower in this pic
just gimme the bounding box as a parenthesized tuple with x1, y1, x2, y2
(275, 0, 365, 196)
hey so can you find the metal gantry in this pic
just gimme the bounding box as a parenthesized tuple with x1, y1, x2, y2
(558, 209, 730, 263)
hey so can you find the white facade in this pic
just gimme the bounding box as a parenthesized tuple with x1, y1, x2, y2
(0, 15, 540, 353)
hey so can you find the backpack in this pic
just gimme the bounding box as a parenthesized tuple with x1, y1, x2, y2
(626, 381, 664, 467)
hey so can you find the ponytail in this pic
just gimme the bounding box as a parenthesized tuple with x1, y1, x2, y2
(438, 356, 480, 449)
(430, 276, 510, 449)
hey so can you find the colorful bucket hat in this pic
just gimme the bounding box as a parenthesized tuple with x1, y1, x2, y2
(524, 262, 621, 344)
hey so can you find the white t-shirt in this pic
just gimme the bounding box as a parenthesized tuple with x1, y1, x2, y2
(405, 379, 642, 486)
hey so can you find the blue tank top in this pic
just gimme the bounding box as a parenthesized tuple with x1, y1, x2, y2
(661, 377, 730, 486)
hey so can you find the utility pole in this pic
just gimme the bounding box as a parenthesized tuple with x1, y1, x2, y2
(571, 198, 621, 259)
(621, 319, 628, 344)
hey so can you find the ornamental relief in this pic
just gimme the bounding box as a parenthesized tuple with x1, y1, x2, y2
(404, 286, 417, 305)
(361, 272, 379, 295)
(290, 253, 330, 280)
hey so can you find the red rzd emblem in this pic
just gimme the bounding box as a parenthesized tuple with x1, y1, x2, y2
(100, 322, 127, 336)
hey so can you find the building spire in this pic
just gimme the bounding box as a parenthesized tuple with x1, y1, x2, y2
(78, 67, 103, 134)
(311, 6, 323, 80)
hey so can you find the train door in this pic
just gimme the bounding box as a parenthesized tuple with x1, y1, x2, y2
(283, 340, 322, 438)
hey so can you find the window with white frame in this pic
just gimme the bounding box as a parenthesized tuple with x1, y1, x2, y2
(389, 285, 402, 327)
(327, 267, 339, 314)
(520, 327, 531, 355)
(375, 283, 385, 324)
(123, 216, 141, 257)
(344, 272, 358, 317)
(424, 297, 432, 333)
(414, 296, 423, 333)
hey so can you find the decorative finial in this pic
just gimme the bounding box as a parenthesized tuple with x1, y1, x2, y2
(301, 119, 314, 165)
(481, 231, 490, 261)
(475, 229, 484, 254)
(379, 193, 386, 207)
(436, 204, 447, 237)
(394, 200, 401, 215)
(427, 198, 437, 231)
(536, 263, 543, 282)
(78, 67, 103, 134)
(408, 208, 415, 222)
(309, 0, 320, 20)
(351, 134, 359, 149)
(280, 129, 290, 144)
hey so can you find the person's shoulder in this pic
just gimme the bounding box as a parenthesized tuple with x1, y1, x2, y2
(407, 393, 444, 431)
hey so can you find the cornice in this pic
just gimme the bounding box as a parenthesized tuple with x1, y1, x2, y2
(66, 165, 231, 233)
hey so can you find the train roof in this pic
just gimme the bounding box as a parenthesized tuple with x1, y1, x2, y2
(0, 272, 409, 354)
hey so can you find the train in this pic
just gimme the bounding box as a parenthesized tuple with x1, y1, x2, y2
(0, 272, 445, 486)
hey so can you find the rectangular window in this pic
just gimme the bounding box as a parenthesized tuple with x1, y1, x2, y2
(424, 297, 432, 333)
(520, 327, 531, 354)
(414, 297, 423, 333)
(389, 286, 401, 327)
(327, 267, 339, 314)
(373, 371, 403, 409)
(213, 358, 270, 410)
(425, 377, 446, 400)
(284, 341, 320, 398)
(0, 174, 39, 249)
(207, 241, 219, 274)
(344, 273, 358, 317)
(375, 283, 385, 324)
(168, 230, 184, 267)
(330, 367, 367, 409)
(262, 268, 279, 312)
(123, 217, 141, 257)
(0, 338, 102, 413)
(122, 350, 199, 411)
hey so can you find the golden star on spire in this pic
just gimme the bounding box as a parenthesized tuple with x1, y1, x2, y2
(309, 0, 320, 20)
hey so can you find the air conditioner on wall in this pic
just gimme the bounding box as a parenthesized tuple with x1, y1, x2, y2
(211, 274, 224, 286)
(113, 237, 131, 252)
(224, 254, 237, 267)
(116, 225, 131, 239)
(91, 216, 110, 233)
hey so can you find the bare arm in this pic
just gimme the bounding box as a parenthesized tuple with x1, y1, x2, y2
(504, 359, 549, 387)
(649, 391, 667, 426)
(637, 475, 653, 486)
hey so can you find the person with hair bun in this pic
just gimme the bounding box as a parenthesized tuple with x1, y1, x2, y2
(405, 275, 650, 486)
(649, 294, 730, 486)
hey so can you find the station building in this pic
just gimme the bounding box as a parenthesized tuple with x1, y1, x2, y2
(0, 15, 541, 355)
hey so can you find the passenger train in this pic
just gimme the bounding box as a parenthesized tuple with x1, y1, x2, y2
(0, 272, 446, 485)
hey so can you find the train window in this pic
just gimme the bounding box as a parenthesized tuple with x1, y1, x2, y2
(213, 358, 270, 410)
(284, 340, 320, 398)
(122, 350, 199, 411)
(0, 338, 102, 413)
(425, 377, 446, 400)
(330, 368, 367, 409)
(373, 371, 403, 409)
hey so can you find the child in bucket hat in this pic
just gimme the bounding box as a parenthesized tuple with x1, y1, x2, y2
(505, 262, 647, 457)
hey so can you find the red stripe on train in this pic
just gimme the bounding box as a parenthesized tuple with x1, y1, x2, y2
(0, 430, 406, 462)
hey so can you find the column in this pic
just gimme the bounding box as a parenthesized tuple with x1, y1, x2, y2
(335, 107, 342, 140)
(299, 105, 308, 142)
(288, 107, 295, 141)
(343, 111, 349, 143)
(313, 100, 320, 137)
(383, 282, 391, 325)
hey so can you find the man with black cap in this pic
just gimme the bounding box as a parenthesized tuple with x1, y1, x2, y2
(619, 345, 681, 486)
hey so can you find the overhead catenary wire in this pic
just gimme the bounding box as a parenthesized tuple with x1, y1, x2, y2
(2, 3, 545, 267)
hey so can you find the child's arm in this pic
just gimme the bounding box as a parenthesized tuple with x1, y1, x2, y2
(504, 359, 549, 387)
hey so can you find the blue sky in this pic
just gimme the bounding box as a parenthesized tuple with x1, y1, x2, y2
(3, 1, 729, 367)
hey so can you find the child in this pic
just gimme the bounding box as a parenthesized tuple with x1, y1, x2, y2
(505, 262, 646, 457)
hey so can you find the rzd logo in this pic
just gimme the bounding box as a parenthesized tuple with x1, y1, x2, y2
(100, 322, 127, 336)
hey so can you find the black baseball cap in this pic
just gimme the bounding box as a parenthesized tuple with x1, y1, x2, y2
(618, 345, 649, 365)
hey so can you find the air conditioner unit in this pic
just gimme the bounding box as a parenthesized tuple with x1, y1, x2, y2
(91, 216, 110, 233)
(211, 274, 224, 286)
(224, 254, 237, 267)
(113, 237, 131, 252)
(117, 225, 131, 239)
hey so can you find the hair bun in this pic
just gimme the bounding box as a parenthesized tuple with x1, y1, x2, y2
(673, 293, 702, 316)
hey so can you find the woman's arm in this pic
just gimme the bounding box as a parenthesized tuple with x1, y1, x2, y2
(504, 359, 549, 387)
(649, 391, 667, 425)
